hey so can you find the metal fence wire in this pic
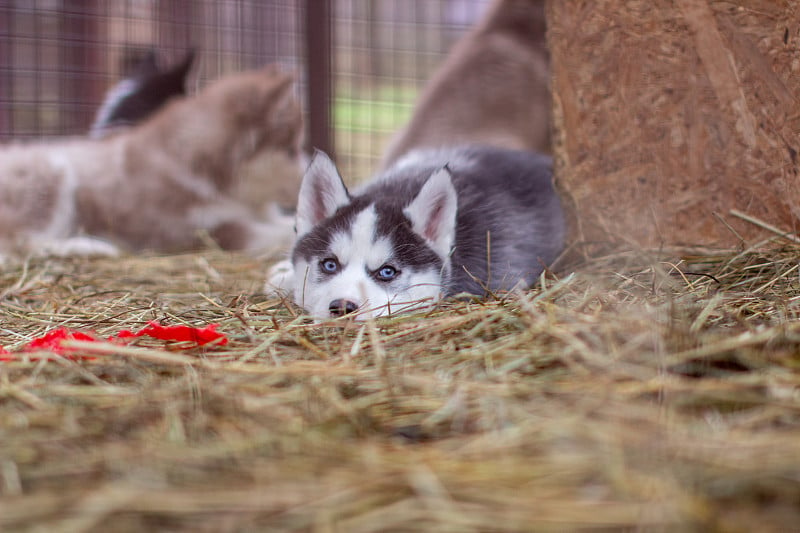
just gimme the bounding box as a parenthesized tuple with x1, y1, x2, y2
(0, 0, 490, 181)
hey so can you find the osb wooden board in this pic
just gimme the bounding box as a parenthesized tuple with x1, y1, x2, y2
(548, 0, 800, 251)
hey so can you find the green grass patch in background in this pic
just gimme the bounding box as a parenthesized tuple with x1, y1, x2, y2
(332, 84, 419, 181)
(334, 84, 417, 133)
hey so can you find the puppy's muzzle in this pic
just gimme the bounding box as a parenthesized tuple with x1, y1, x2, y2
(329, 299, 358, 318)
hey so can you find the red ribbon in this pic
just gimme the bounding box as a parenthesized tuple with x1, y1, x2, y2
(0, 321, 228, 360)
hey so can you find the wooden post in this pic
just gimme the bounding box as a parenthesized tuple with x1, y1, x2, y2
(304, 0, 333, 157)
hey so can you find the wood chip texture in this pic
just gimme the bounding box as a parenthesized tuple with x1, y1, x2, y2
(548, 0, 800, 250)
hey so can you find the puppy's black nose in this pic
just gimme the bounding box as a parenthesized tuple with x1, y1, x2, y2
(329, 299, 358, 317)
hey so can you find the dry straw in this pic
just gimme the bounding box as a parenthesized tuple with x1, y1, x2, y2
(1, 243, 799, 531)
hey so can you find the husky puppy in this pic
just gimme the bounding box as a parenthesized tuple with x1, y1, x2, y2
(0, 65, 303, 260)
(270, 145, 564, 320)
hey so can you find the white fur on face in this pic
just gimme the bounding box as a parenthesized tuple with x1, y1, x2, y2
(293, 204, 444, 320)
(329, 207, 392, 272)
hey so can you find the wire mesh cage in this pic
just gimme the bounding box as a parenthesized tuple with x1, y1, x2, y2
(0, 0, 490, 182)
(332, 0, 489, 179)
(1, 1, 304, 136)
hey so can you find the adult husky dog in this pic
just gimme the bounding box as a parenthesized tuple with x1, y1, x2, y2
(271, 145, 564, 320)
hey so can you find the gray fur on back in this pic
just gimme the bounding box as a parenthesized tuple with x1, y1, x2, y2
(358, 145, 564, 296)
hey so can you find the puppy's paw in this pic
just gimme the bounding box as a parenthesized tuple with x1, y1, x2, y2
(38, 236, 120, 258)
(264, 259, 294, 295)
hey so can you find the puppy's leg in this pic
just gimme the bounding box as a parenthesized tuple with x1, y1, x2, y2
(264, 259, 294, 296)
(35, 236, 120, 258)
(191, 202, 295, 253)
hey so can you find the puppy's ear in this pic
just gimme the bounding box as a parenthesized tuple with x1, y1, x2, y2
(296, 150, 350, 237)
(404, 167, 457, 259)
(89, 49, 195, 138)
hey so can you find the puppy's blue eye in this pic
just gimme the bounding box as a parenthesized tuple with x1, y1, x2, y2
(375, 265, 398, 282)
(320, 258, 339, 274)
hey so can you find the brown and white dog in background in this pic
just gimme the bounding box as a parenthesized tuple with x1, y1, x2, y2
(0, 64, 303, 261)
(381, 0, 550, 168)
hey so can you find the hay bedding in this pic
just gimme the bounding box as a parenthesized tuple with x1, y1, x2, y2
(0, 242, 797, 532)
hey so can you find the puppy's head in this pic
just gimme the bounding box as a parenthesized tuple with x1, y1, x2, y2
(140, 65, 304, 206)
(290, 151, 458, 321)
(90, 49, 196, 139)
